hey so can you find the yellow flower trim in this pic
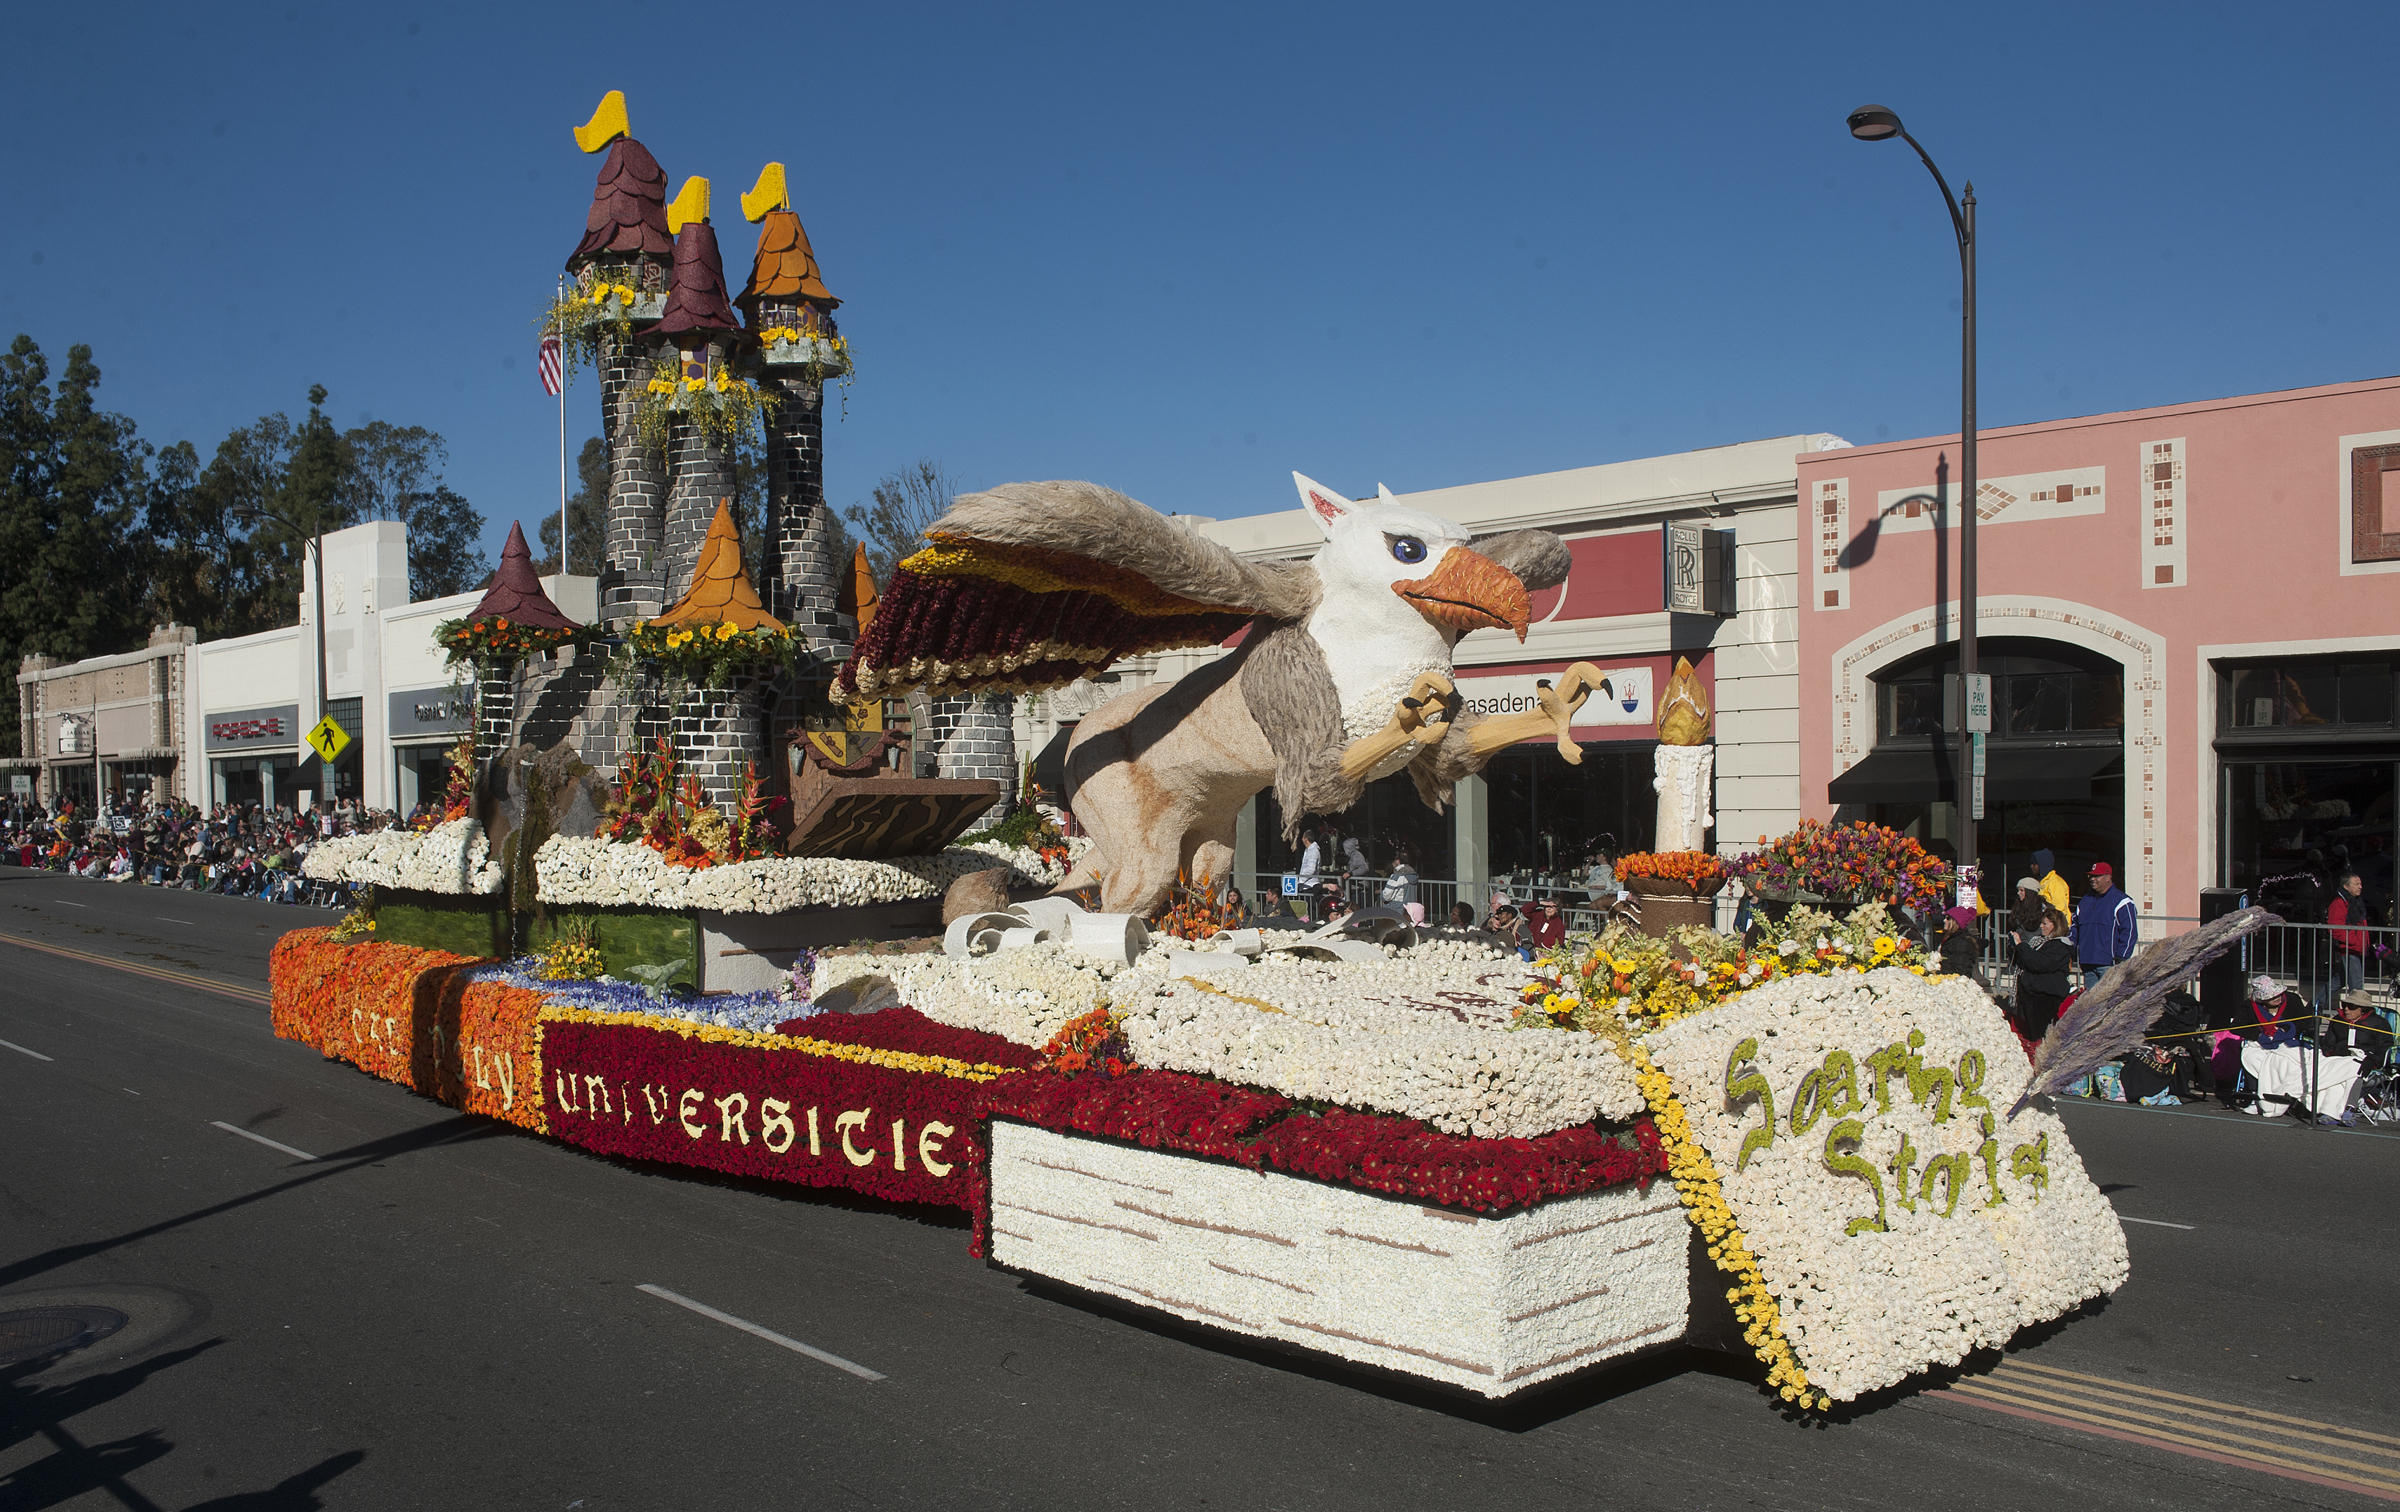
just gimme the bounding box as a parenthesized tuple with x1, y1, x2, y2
(534, 1003, 1021, 1083)
(899, 534, 1243, 620)
(1587, 1012, 1827, 1411)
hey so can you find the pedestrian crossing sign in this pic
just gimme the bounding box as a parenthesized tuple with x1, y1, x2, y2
(306, 715, 351, 765)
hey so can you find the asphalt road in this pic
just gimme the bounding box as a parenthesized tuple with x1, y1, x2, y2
(2, 864, 2395, 1511)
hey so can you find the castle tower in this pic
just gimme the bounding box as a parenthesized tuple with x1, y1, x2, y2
(736, 163, 852, 662)
(652, 179, 747, 606)
(566, 92, 673, 626)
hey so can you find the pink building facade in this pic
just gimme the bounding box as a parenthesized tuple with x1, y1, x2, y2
(1796, 376, 2400, 921)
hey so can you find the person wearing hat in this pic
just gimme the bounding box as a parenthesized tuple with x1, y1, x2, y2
(2011, 875, 2046, 937)
(2030, 848, 2071, 919)
(2239, 975, 2364, 1122)
(1937, 905, 1986, 983)
(2069, 861, 2140, 990)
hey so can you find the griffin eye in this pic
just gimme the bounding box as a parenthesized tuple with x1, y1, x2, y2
(1389, 536, 1428, 565)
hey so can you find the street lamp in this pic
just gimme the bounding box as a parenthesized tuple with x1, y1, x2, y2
(1848, 102, 1981, 904)
(237, 502, 330, 807)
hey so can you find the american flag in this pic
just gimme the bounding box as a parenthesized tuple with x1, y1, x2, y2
(537, 334, 563, 397)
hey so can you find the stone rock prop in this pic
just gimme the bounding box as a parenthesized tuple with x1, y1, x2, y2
(942, 867, 1016, 927)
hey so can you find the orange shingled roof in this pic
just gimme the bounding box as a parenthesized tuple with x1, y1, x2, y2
(739, 208, 839, 313)
(652, 500, 786, 632)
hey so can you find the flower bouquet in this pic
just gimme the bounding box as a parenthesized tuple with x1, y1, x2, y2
(620, 618, 797, 686)
(436, 615, 586, 666)
(1729, 819, 1950, 918)
(1614, 850, 1728, 898)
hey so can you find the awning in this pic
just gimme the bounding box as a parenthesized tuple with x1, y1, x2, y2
(1828, 744, 2121, 805)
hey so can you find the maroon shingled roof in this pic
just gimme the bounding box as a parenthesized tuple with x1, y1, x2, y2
(569, 137, 671, 269)
(653, 221, 743, 341)
(468, 521, 579, 630)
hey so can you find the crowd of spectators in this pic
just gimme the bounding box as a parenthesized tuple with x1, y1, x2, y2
(0, 793, 397, 906)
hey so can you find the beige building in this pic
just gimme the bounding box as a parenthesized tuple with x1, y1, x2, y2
(12, 626, 197, 810)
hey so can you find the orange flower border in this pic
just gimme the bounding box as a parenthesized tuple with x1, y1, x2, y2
(269, 929, 549, 1131)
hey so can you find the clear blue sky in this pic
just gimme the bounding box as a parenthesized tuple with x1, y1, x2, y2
(8, 1, 2397, 565)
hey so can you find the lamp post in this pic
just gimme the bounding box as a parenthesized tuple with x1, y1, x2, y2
(239, 503, 330, 809)
(1848, 102, 1980, 902)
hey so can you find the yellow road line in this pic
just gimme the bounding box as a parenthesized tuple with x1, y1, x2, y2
(0, 929, 271, 1006)
(1951, 1378, 2400, 1491)
(2000, 1357, 2400, 1450)
(1943, 1388, 2400, 1504)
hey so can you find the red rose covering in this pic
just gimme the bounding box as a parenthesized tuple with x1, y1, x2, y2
(977, 1068, 1667, 1253)
(538, 1010, 1010, 1210)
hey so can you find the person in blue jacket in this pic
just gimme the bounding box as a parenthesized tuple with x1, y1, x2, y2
(2070, 860, 2141, 989)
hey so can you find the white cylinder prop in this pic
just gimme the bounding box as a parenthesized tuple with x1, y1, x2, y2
(1070, 912, 1150, 966)
(944, 911, 1026, 959)
(1652, 743, 1716, 854)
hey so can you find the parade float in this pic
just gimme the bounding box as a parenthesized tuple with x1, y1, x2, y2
(279, 91, 2272, 1414)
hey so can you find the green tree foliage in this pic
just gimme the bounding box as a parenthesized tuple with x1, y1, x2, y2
(342, 418, 488, 599)
(535, 435, 609, 578)
(0, 337, 153, 755)
(146, 385, 489, 630)
(847, 458, 960, 583)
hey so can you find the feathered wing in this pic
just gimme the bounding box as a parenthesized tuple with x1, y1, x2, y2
(835, 480, 1320, 700)
(2009, 906, 2278, 1117)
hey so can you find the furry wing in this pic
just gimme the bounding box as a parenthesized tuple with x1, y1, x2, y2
(2009, 906, 2278, 1117)
(836, 480, 1320, 700)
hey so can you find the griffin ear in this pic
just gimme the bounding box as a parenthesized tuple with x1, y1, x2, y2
(1376, 483, 1398, 502)
(1292, 472, 1353, 538)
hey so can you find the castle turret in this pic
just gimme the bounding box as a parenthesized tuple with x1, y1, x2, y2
(566, 91, 673, 627)
(653, 178, 747, 609)
(737, 162, 851, 661)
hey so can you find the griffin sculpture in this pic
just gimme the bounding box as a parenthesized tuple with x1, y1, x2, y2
(836, 474, 1611, 913)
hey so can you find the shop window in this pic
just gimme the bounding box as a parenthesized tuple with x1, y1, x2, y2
(2218, 655, 2400, 730)
(2220, 760, 2396, 919)
(1873, 639, 2123, 741)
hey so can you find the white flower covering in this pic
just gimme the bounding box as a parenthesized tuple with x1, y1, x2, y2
(815, 934, 1645, 1138)
(302, 819, 506, 895)
(529, 835, 1078, 914)
(988, 1122, 1691, 1397)
(1644, 968, 2128, 1403)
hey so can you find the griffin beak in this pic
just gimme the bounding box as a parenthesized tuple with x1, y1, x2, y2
(1393, 547, 1532, 640)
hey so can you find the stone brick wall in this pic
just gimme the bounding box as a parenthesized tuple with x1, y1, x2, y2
(755, 299, 853, 661)
(922, 693, 1017, 820)
(670, 681, 767, 809)
(475, 666, 516, 764)
(663, 396, 737, 606)
(600, 329, 666, 625)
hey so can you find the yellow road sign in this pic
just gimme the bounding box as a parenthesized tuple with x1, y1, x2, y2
(306, 716, 351, 765)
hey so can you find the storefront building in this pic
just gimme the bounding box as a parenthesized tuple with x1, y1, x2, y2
(1020, 435, 1845, 904)
(12, 626, 197, 810)
(18, 519, 590, 819)
(1797, 375, 2400, 919)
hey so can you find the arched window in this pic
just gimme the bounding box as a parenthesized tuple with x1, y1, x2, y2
(1874, 638, 2122, 743)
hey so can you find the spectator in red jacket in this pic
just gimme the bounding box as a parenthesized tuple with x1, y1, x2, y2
(2327, 869, 2373, 1007)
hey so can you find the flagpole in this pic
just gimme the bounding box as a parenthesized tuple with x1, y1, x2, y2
(556, 274, 570, 576)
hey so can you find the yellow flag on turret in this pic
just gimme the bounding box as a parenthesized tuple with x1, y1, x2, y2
(666, 176, 711, 233)
(573, 90, 629, 153)
(741, 163, 791, 223)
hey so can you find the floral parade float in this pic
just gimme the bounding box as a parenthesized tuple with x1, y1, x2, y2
(280, 94, 2281, 1414)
